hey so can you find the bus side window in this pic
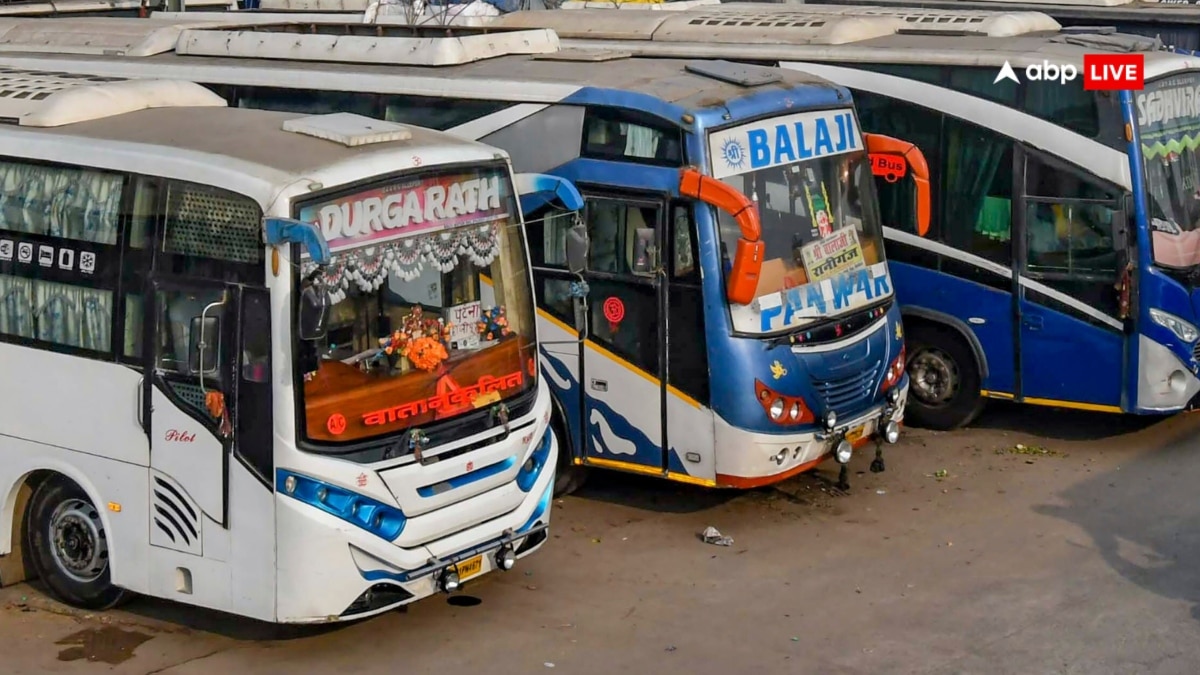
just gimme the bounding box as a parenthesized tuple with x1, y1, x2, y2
(1022, 153, 1121, 318)
(241, 290, 270, 384)
(940, 117, 1014, 268)
(527, 210, 575, 268)
(581, 107, 684, 166)
(671, 203, 696, 280)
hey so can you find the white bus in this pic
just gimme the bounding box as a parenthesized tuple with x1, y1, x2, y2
(486, 5, 1200, 428)
(0, 71, 576, 622)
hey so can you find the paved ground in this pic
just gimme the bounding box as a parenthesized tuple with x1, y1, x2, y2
(4, 402, 1200, 675)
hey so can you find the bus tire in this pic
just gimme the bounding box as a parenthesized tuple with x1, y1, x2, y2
(26, 475, 128, 611)
(904, 323, 985, 430)
(551, 410, 588, 496)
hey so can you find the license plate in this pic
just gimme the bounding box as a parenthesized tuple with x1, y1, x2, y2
(456, 555, 484, 581)
(845, 424, 866, 444)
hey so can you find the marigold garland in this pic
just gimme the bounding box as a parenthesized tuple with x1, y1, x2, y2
(409, 336, 449, 372)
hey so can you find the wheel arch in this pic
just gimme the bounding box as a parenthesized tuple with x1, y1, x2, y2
(901, 307, 989, 380)
(1, 462, 119, 575)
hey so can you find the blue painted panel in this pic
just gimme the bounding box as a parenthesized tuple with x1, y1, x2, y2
(890, 261, 1016, 395)
(560, 87, 688, 128)
(540, 349, 584, 462)
(550, 158, 681, 195)
(1018, 299, 1123, 406)
(1142, 266, 1199, 370)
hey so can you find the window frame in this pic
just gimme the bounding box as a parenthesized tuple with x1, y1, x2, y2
(1016, 146, 1126, 286)
(580, 106, 686, 168)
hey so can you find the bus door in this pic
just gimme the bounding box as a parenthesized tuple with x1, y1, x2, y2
(579, 192, 667, 473)
(142, 275, 243, 547)
(1014, 150, 1127, 407)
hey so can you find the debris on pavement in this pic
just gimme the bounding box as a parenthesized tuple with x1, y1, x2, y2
(701, 526, 734, 546)
(998, 443, 1060, 457)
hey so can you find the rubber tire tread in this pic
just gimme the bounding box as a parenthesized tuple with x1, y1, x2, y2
(904, 323, 985, 431)
(26, 476, 128, 611)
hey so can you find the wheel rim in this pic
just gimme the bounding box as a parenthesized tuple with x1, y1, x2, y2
(909, 346, 960, 408)
(48, 498, 108, 583)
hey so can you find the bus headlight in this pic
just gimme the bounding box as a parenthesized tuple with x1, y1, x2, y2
(1150, 308, 1199, 344)
(884, 420, 901, 444)
(440, 568, 461, 593)
(495, 545, 516, 571)
(834, 439, 853, 464)
(754, 380, 814, 426)
(880, 345, 907, 394)
(276, 470, 406, 541)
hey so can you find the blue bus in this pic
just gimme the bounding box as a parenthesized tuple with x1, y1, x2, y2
(494, 4, 1200, 428)
(7, 19, 931, 492)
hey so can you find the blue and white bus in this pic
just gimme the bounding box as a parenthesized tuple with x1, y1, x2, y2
(494, 4, 1200, 428)
(0, 18, 930, 491)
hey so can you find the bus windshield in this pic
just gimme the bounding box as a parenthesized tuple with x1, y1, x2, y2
(709, 109, 887, 335)
(1139, 72, 1200, 273)
(295, 164, 537, 445)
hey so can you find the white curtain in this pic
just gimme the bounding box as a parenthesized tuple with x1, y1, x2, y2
(0, 161, 122, 245)
(0, 274, 34, 339)
(622, 123, 660, 160)
(34, 281, 112, 352)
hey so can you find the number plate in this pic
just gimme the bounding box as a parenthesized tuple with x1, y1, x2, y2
(456, 554, 484, 581)
(844, 424, 866, 444)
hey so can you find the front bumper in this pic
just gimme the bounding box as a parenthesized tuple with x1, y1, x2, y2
(274, 436, 557, 623)
(712, 381, 908, 488)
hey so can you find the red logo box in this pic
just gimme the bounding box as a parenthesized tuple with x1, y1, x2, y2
(1083, 53, 1145, 91)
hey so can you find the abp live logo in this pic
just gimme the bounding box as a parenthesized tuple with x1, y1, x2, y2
(993, 54, 1144, 90)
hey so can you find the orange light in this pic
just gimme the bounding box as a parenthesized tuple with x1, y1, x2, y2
(107, 502, 122, 513)
(880, 345, 907, 393)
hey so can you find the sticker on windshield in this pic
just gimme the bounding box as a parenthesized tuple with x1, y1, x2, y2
(708, 108, 860, 180)
(800, 226, 866, 283)
(728, 261, 891, 334)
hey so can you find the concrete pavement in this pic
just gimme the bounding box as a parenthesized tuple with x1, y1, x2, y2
(2, 403, 1199, 674)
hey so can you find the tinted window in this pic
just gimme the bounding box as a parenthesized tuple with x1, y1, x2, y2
(854, 91, 942, 237)
(582, 108, 684, 166)
(941, 116, 1014, 267)
(383, 95, 514, 130)
(1024, 153, 1119, 283)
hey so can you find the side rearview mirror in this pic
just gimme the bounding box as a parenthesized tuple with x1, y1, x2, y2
(679, 167, 763, 305)
(864, 133, 932, 237)
(565, 223, 589, 275)
(188, 315, 220, 376)
(299, 282, 332, 341)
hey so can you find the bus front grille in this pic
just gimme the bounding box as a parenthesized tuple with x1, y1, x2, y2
(811, 365, 881, 418)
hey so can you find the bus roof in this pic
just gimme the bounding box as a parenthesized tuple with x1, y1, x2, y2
(0, 18, 841, 110)
(489, 4, 1200, 77)
(0, 73, 505, 210)
(783, 0, 1200, 20)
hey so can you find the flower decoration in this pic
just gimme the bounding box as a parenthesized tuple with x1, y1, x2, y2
(409, 336, 449, 372)
(477, 305, 511, 341)
(300, 222, 501, 304)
